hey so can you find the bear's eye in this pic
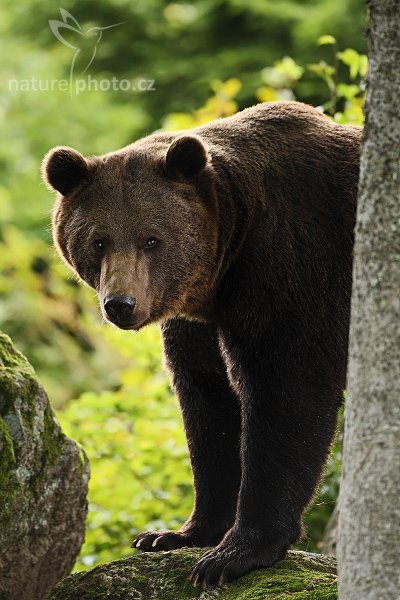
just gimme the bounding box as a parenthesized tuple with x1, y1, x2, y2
(145, 237, 158, 249)
(93, 239, 106, 253)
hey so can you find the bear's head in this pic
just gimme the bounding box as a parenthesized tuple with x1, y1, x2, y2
(42, 135, 219, 330)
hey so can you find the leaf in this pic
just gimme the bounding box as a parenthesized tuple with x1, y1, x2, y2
(256, 86, 279, 103)
(308, 62, 335, 77)
(261, 57, 304, 88)
(359, 54, 368, 78)
(161, 112, 197, 131)
(317, 35, 336, 46)
(308, 62, 336, 92)
(337, 48, 361, 79)
(210, 78, 242, 98)
(342, 96, 365, 125)
(336, 83, 360, 101)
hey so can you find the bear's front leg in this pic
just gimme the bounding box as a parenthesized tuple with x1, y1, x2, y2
(132, 319, 241, 552)
(190, 336, 339, 587)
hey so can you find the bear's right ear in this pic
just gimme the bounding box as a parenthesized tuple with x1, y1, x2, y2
(41, 146, 89, 196)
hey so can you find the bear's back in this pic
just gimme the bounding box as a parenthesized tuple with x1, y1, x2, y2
(196, 101, 361, 162)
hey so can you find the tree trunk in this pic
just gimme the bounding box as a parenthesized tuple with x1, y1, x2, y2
(337, 1, 400, 599)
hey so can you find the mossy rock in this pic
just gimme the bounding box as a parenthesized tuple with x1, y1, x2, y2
(48, 548, 337, 599)
(0, 332, 90, 600)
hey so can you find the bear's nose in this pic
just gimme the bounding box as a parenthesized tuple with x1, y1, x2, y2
(104, 294, 136, 324)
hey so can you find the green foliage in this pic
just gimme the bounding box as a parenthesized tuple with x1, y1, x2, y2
(299, 411, 343, 553)
(58, 326, 193, 569)
(0, 0, 367, 130)
(310, 36, 367, 122)
(0, 0, 366, 571)
(256, 36, 367, 125)
(163, 78, 242, 130)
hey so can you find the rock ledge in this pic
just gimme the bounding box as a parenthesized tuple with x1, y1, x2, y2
(49, 548, 337, 599)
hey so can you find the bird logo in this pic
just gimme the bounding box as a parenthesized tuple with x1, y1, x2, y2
(49, 9, 125, 84)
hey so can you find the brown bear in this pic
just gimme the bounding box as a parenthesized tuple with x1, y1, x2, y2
(42, 101, 361, 587)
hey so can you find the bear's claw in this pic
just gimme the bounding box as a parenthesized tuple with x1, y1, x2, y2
(131, 530, 196, 552)
(132, 522, 231, 552)
(188, 528, 288, 588)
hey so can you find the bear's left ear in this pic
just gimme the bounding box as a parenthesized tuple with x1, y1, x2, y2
(165, 135, 209, 180)
(41, 146, 89, 196)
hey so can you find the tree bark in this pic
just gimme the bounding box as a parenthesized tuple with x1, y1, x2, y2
(337, 1, 400, 598)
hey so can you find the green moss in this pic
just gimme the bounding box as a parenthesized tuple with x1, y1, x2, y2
(220, 554, 337, 599)
(42, 403, 64, 463)
(0, 330, 67, 507)
(0, 331, 39, 416)
(48, 549, 337, 600)
(26, 401, 67, 503)
(0, 332, 45, 523)
(0, 332, 31, 370)
(77, 443, 89, 475)
(0, 416, 18, 523)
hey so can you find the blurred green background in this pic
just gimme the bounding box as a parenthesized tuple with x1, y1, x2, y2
(0, 0, 366, 569)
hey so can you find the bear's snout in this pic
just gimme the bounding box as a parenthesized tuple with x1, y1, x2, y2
(104, 294, 136, 328)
